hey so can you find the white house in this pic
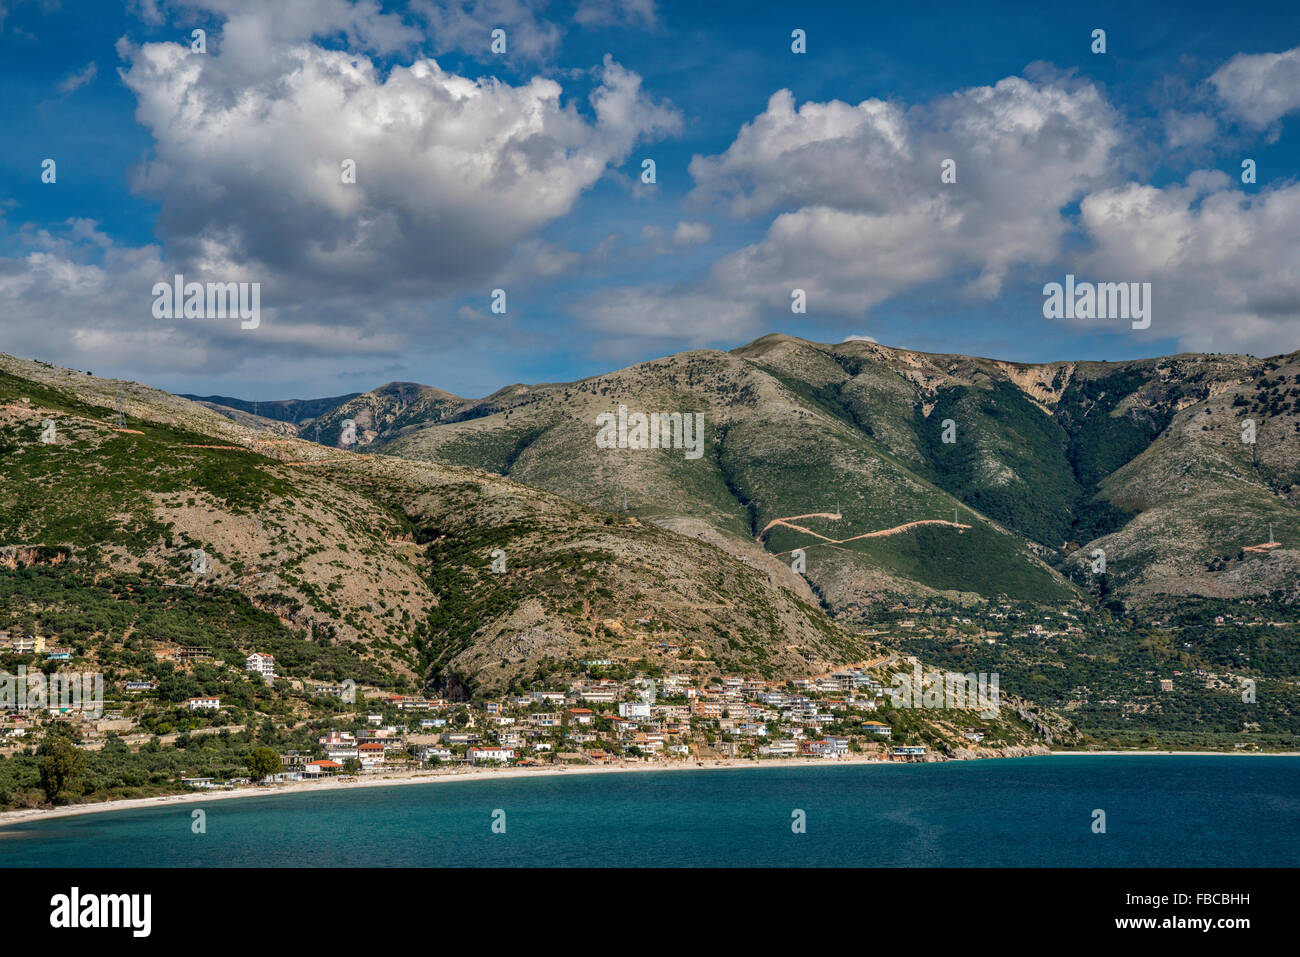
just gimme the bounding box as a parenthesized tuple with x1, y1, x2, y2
(468, 746, 515, 764)
(245, 652, 276, 680)
(303, 760, 343, 777)
(187, 696, 220, 710)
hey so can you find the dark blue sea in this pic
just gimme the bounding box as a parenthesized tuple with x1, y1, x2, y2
(2, 756, 1296, 867)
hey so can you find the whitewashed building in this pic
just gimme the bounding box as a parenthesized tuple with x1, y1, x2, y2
(245, 652, 276, 681)
(468, 746, 515, 764)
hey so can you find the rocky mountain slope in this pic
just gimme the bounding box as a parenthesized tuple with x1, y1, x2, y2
(1, 351, 962, 708)
(275, 335, 1299, 620)
(180, 392, 362, 427)
(8, 339, 1298, 749)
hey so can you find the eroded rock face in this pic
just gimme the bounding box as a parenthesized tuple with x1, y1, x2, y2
(0, 545, 72, 568)
(947, 745, 1052, 761)
(993, 360, 1076, 412)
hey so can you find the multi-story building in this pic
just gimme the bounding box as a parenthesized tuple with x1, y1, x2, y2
(690, 700, 725, 719)
(357, 742, 386, 767)
(5, 635, 46, 654)
(245, 652, 276, 680)
(468, 746, 515, 764)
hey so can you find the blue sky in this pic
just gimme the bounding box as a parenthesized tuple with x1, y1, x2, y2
(2, 0, 1299, 400)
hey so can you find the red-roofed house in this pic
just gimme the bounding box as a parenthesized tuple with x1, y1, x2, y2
(565, 708, 595, 725)
(303, 759, 342, 777)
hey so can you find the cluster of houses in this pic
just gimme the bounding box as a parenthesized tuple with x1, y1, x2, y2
(1, 632, 960, 783)
(215, 665, 940, 785)
(317, 727, 406, 767)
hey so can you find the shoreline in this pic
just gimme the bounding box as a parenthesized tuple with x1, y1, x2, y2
(0, 756, 885, 828)
(1049, 749, 1300, 757)
(2, 750, 1296, 830)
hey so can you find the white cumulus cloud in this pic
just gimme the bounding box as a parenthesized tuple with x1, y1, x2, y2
(1210, 46, 1300, 128)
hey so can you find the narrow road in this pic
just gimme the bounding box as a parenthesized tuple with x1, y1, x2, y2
(758, 512, 842, 536)
(766, 518, 972, 555)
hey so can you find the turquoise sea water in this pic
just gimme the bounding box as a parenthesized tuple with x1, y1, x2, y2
(1, 756, 1297, 867)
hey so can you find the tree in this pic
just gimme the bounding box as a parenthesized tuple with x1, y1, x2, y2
(246, 746, 280, 782)
(258, 717, 277, 744)
(38, 738, 86, 805)
(342, 757, 361, 775)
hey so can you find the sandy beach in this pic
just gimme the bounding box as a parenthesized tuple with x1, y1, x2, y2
(2, 749, 1294, 830)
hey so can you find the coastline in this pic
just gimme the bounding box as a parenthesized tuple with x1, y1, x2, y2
(2, 750, 1295, 830)
(1049, 749, 1300, 757)
(0, 756, 885, 829)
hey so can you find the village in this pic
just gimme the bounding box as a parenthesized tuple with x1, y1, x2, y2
(183, 657, 946, 789)
(4, 590, 1281, 807)
(0, 623, 990, 799)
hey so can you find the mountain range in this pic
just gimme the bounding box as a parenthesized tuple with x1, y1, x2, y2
(4, 334, 1298, 748)
(263, 334, 1300, 619)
